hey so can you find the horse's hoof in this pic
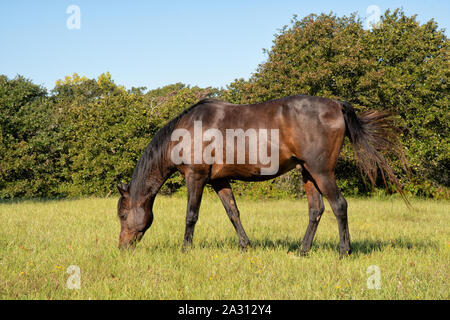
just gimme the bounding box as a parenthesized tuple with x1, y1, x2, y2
(181, 244, 193, 253)
(240, 242, 249, 251)
(339, 249, 352, 259)
(298, 250, 309, 257)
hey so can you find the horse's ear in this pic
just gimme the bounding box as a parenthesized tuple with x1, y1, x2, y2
(117, 182, 129, 197)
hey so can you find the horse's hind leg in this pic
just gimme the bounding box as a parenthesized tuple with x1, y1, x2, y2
(305, 169, 351, 257)
(182, 171, 208, 251)
(299, 170, 325, 256)
(211, 179, 250, 251)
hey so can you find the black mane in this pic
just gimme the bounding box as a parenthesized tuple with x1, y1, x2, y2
(129, 99, 215, 197)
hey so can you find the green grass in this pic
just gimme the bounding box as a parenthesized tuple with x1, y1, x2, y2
(0, 194, 448, 300)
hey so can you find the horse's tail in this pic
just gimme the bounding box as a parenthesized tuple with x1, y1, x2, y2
(339, 101, 409, 206)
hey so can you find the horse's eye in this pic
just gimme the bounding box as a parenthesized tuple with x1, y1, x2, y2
(118, 212, 127, 220)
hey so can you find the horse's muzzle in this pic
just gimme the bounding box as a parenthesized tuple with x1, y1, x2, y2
(118, 231, 144, 250)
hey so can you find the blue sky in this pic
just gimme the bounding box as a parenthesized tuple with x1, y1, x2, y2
(1, 0, 448, 91)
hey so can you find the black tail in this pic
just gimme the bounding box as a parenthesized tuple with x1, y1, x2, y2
(340, 101, 409, 205)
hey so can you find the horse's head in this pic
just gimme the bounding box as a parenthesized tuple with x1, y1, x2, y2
(117, 183, 153, 249)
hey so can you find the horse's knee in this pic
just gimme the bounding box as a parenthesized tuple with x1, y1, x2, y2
(186, 214, 198, 226)
(333, 196, 348, 218)
(230, 215, 240, 224)
(309, 207, 324, 222)
(229, 208, 241, 218)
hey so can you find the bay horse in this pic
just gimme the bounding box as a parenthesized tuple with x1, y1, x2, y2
(117, 95, 406, 257)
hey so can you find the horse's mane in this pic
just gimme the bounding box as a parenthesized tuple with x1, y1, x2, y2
(129, 98, 217, 197)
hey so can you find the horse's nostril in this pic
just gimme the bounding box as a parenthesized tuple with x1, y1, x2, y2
(118, 231, 143, 250)
(118, 241, 136, 250)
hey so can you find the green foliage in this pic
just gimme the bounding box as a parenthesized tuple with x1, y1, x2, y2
(53, 73, 151, 196)
(0, 75, 60, 198)
(0, 9, 448, 199)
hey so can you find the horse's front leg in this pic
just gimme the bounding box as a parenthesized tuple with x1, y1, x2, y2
(182, 171, 207, 251)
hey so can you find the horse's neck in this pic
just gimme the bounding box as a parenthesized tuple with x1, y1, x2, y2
(131, 160, 172, 202)
(148, 166, 171, 196)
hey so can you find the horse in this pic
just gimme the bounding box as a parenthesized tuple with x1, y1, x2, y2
(116, 95, 406, 257)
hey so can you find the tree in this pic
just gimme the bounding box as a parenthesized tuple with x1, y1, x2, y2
(0, 75, 60, 198)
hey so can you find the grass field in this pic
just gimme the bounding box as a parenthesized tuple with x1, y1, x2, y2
(0, 194, 448, 300)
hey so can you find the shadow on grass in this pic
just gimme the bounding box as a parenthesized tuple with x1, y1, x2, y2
(248, 237, 440, 256)
(148, 236, 440, 256)
(0, 196, 117, 205)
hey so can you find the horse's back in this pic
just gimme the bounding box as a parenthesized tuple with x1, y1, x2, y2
(182, 95, 344, 125)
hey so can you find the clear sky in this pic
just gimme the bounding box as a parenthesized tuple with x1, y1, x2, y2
(1, 0, 448, 91)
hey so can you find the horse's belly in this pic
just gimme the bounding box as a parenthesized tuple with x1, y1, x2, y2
(210, 158, 297, 181)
